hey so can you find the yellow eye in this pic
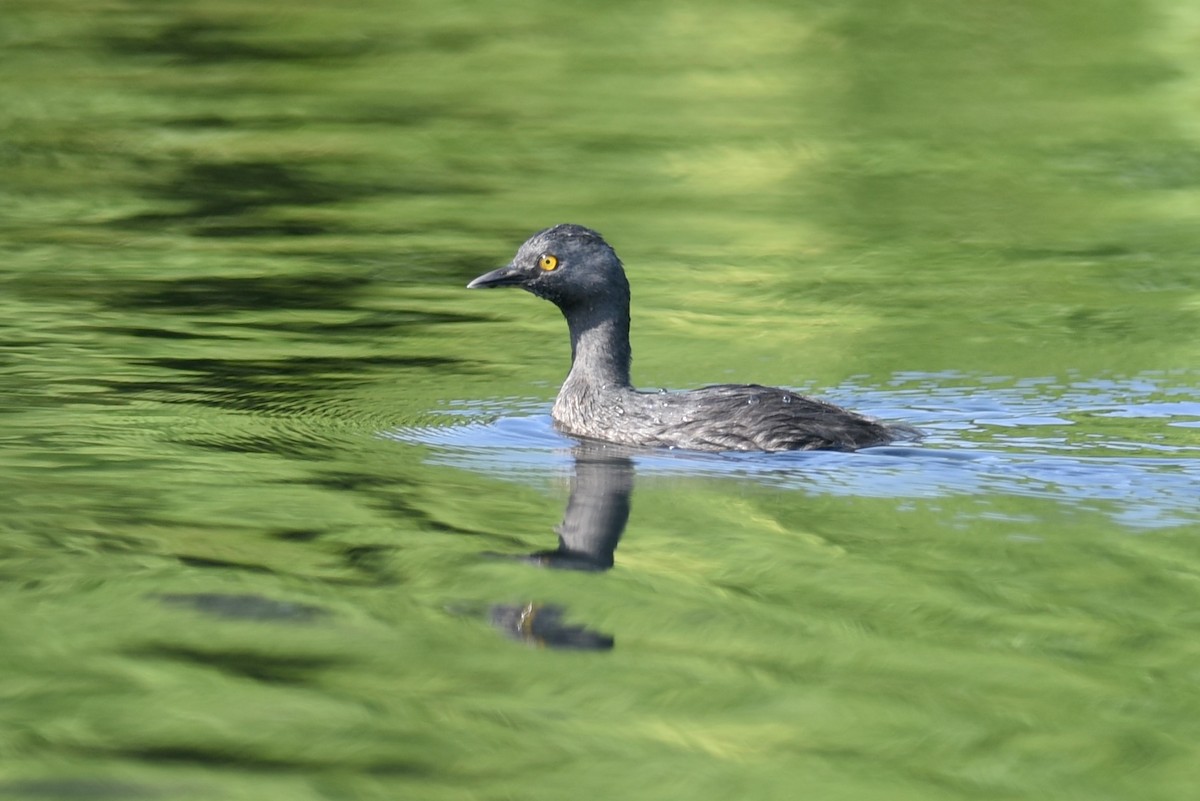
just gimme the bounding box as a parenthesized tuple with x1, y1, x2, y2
(538, 254, 560, 271)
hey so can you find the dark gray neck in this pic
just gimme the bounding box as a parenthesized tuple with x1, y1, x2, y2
(562, 302, 632, 390)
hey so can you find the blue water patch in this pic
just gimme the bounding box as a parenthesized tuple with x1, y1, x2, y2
(388, 374, 1200, 531)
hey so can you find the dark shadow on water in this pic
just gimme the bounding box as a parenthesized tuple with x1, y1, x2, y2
(153, 592, 330, 623)
(487, 443, 636, 650)
(115, 160, 383, 237)
(513, 444, 633, 571)
(101, 19, 376, 65)
(488, 603, 614, 651)
(127, 643, 341, 686)
(105, 273, 373, 312)
(112, 158, 489, 237)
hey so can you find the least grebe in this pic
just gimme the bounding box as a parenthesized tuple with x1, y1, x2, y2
(468, 224, 916, 452)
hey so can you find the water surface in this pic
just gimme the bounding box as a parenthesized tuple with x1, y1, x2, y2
(2, 2, 1200, 800)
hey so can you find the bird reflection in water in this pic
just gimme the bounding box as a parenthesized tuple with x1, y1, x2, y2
(488, 443, 634, 650)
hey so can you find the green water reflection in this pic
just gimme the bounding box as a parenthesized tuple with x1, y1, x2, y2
(2, 1, 1199, 800)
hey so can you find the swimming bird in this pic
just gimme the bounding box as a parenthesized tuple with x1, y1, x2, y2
(467, 224, 916, 452)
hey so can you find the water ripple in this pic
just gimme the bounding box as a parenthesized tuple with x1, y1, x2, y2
(389, 374, 1200, 530)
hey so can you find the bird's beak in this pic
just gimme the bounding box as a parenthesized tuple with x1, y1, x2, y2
(467, 264, 525, 289)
